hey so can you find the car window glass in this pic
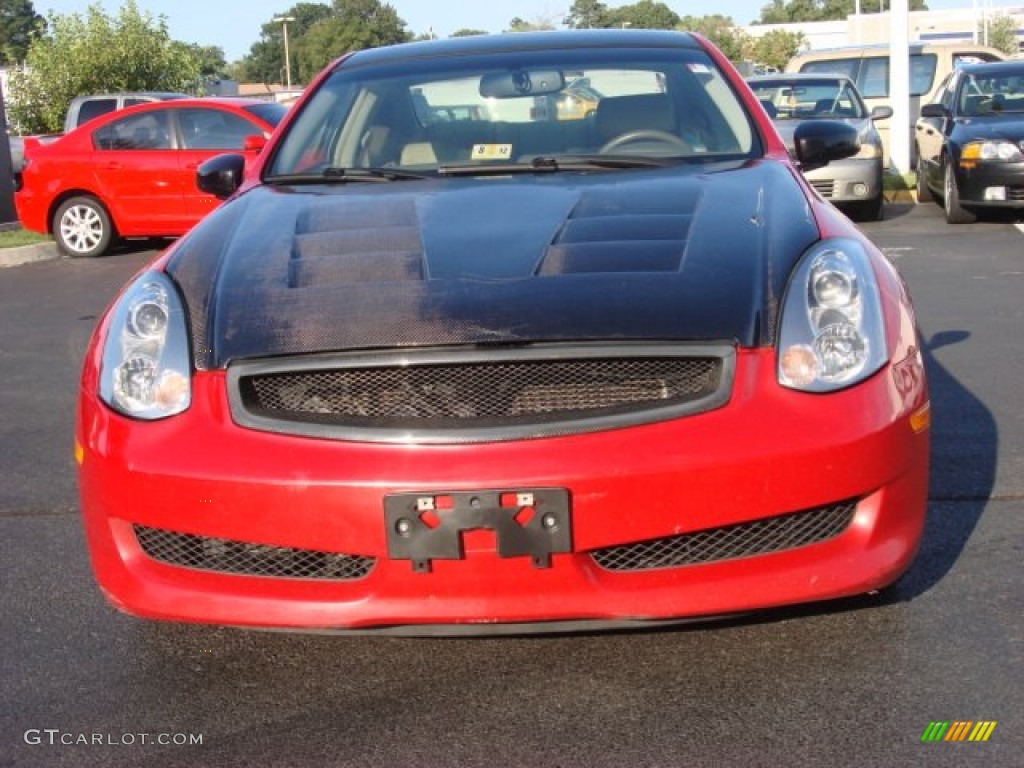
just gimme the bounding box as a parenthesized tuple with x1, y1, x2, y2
(93, 111, 173, 150)
(125, 98, 150, 107)
(858, 57, 888, 98)
(799, 58, 860, 82)
(909, 54, 938, 96)
(271, 48, 758, 174)
(749, 79, 866, 119)
(77, 99, 117, 125)
(176, 108, 261, 150)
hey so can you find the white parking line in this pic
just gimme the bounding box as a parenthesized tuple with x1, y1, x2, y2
(1015, 223, 1024, 235)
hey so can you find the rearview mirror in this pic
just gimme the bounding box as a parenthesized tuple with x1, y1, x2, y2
(243, 134, 267, 153)
(793, 120, 859, 172)
(197, 153, 246, 199)
(480, 70, 565, 98)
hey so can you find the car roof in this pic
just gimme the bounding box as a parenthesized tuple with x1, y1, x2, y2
(747, 73, 855, 85)
(340, 29, 702, 68)
(954, 60, 1024, 76)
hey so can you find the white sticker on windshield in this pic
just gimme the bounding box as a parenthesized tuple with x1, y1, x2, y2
(472, 144, 513, 160)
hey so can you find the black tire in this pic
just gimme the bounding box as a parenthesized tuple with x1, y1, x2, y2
(52, 196, 116, 258)
(848, 194, 884, 222)
(915, 154, 934, 204)
(943, 160, 976, 224)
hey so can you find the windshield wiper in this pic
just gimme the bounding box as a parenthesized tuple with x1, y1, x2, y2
(437, 154, 676, 176)
(266, 166, 430, 184)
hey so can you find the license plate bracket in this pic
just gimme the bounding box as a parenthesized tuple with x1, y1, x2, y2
(384, 488, 571, 573)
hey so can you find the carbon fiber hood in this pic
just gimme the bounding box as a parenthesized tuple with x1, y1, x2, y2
(168, 160, 820, 370)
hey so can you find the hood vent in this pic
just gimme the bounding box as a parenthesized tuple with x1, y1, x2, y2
(538, 188, 698, 275)
(288, 198, 425, 288)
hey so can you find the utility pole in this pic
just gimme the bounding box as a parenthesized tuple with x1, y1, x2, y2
(273, 15, 296, 89)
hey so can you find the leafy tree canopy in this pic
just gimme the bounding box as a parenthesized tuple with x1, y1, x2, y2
(744, 29, 807, 70)
(606, 0, 680, 29)
(679, 14, 749, 62)
(980, 13, 1021, 57)
(0, 0, 44, 65)
(240, 0, 408, 85)
(564, 0, 609, 29)
(757, 0, 927, 24)
(450, 29, 488, 37)
(8, 1, 201, 133)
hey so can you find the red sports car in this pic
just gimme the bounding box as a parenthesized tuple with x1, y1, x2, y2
(15, 97, 286, 257)
(76, 30, 930, 634)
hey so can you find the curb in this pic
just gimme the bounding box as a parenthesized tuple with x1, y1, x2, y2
(0, 241, 62, 268)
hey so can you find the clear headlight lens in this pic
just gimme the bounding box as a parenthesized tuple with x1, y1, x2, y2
(778, 239, 887, 392)
(99, 271, 191, 419)
(960, 140, 1024, 166)
(855, 140, 882, 159)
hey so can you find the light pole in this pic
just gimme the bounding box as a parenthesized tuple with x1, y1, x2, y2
(273, 15, 296, 89)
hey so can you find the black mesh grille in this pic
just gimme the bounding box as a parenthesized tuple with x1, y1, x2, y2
(239, 357, 721, 426)
(134, 525, 374, 580)
(590, 500, 857, 572)
(1008, 185, 1024, 202)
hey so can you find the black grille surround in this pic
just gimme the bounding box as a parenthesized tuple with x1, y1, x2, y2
(134, 525, 375, 580)
(590, 500, 858, 572)
(228, 343, 734, 444)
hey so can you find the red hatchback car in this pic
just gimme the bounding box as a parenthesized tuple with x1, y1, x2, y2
(15, 98, 287, 257)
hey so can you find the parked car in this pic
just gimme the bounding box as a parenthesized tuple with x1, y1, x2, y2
(786, 41, 1006, 162)
(15, 98, 286, 257)
(76, 30, 929, 634)
(915, 60, 1024, 223)
(7, 91, 190, 174)
(748, 73, 891, 221)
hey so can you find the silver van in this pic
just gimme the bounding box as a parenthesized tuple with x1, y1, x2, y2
(786, 42, 1005, 162)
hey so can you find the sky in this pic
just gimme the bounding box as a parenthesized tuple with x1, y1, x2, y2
(36, 0, 1022, 62)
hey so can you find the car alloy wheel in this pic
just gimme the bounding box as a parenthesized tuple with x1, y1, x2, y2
(943, 160, 976, 224)
(53, 196, 115, 258)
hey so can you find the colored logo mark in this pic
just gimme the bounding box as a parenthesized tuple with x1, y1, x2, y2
(921, 721, 997, 742)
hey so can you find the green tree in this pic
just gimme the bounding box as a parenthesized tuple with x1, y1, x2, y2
(188, 44, 229, 79)
(565, 0, 609, 29)
(240, 3, 332, 84)
(0, 0, 45, 65)
(679, 15, 750, 62)
(757, 0, 926, 24)
(606, 0, 680, 29)
(744, 29, 806, 70)
(8, 1, 201, 133)
(293, 0, 408, 83)
(450, 28, 488, 37)
(505, 16, 557, 32)
(980, 13, 1021, 57)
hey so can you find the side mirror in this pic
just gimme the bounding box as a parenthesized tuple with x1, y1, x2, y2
(243, 134, 267, 153)
(870, 105, 894, 121)
(793, 120, 859, 172)
(197, 153, 246, 199)
(919, 103, 949, 119)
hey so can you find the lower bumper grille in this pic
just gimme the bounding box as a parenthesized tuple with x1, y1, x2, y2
(134, 525, 375, 580)
(590, 500, 857, 572)
(809, 179, 836, 198)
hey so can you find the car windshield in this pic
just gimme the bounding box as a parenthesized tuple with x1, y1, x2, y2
(749, 79, 867, 120)
(244, 102, 289, 127)
(957, 69, 1024, 115)
(267, 45, 758, 177)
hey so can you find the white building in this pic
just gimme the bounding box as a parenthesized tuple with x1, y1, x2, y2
(742, 6, 1024, 53)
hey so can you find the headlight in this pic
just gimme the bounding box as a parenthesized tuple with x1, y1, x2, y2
(855, 140, 882, 159)
(960, 140, 1024, 167)
(778, 239, 887, 392)
(99, 270, 192, 419)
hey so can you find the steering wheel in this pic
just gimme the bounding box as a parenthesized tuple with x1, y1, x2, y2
(599, 129, 691, 154)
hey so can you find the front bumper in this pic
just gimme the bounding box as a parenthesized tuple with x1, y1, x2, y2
(77, 348, 929, 632)
(804, 157, 883, 203)
(955, 161, 1024, 208)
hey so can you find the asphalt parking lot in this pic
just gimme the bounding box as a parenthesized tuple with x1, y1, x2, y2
(0, 202, 1021, 767)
